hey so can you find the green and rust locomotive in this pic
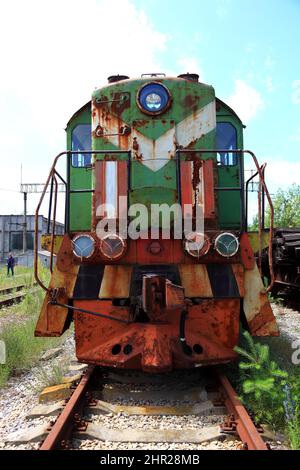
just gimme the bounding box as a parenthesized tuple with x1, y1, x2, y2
(34, 73, 279, 372)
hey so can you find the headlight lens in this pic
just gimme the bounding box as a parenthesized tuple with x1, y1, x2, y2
(72, 234, 95, 259)
(214, 232, 239, 257)
(137, 82, 171, 114)
(184, 233, 210, 258)
(99, 234, 126, 260)
(145, 93, 162, 110)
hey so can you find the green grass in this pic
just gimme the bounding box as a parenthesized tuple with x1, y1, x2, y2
(0, 265, 34, 289)
(33, 363, 67, 392)
(0, 316, 65, 387)
(0, 266, 67, 388)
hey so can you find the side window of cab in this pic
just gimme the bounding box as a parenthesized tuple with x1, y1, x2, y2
(71, 124, 92, 167)
(216, 122, 237, 166)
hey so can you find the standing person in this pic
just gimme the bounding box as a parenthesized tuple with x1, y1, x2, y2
(7, 253, 15, 277)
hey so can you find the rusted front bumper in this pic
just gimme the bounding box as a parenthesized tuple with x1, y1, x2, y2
(74, 299, 240, 372)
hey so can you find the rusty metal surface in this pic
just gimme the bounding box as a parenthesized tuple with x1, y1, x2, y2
(39, 366, 95, 450)
(217, 372, 268, 450)
(74, 299, 239, 372)
(240, 232, 255, 270)
(35, 237, 79, 336)
(62, 233, 244, 266)
(231, 264, 245, 297)
(142, 275, 185, 320)
(41, 234, 63, 254)
(50, 176, 58, 274)
(179, 264, 213, 297)
(243, 264, 279, 336)
(99, 265, 132, 298)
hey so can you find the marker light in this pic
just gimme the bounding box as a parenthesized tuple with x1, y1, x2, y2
(184, 233, 211, 258)
(99, 233, 126, 261)
(72, 234, 95, 259)
(214, 232, 239, 257)
(137, 82, 171, 115)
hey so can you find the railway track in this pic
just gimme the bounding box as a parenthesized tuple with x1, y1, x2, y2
(39, 366, 268, 451)
(0, 284, 37, 308)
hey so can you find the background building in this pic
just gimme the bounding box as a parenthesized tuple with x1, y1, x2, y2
(0, 215, 64, 267)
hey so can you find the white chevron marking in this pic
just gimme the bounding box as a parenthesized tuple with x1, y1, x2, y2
(92, 100, 216, 172)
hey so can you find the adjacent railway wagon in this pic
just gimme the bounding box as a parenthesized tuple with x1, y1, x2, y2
(34, 73, 279, 372)
(263, 227, 300, 293)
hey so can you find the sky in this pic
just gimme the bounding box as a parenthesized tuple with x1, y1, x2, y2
(0, 0, 299, 222)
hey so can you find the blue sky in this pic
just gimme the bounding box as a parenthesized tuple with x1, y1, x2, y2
(0, 0, 299, 220)
(136, 0, 300, 162)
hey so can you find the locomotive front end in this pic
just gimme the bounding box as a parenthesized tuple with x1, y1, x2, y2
(35, 73, 279, 372)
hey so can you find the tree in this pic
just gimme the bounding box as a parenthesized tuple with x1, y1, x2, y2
(249, 184, 300, 229)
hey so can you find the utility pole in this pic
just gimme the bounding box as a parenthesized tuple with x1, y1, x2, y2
(23, 191, 27, 253)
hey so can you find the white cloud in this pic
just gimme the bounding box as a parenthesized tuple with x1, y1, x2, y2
(246, 158, 300, 223)
(216, 0, 231, 18)
(264, 55, 276, 69)
(245, 42, 256, 54)
(292, 80, 300, 104)
(265, 76, 276, 93)
(265, 160, 300, 191)
(0, 0, 168, 216)
(289, 126, 300, 142)
(225, 79, 264, 123)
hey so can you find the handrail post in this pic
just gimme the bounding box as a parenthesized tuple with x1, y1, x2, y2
(34, 152, 66, 292)
(49, 176, 58, 274)
(245, 152, 274, 292)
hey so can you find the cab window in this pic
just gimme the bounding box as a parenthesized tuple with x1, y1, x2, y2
(71, 124, 91, 167)
(216, 122, 237, 166)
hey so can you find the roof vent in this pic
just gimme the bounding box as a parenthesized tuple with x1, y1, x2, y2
(177, 73, 199, 82)
(107, 75, 129, 84)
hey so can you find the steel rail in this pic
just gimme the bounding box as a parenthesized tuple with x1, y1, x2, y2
(0, 284, 38, 308)
(217, 372, 268, 450)
(0, 283, 34, 296)
(0, 293, 26, 308)
(39, 365, 95, 450)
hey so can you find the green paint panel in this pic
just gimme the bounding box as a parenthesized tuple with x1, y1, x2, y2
(133, 119, 174, 141)
(217, 192, 241, 228)
(69, 193, 92, 231)
(129, 187, 178, 225)
(131, 160, 176, 190)
(67, 104, 92, 232)
(216, 110, 244, 229)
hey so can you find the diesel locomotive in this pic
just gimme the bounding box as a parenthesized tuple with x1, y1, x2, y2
(34, 73, 279, 372)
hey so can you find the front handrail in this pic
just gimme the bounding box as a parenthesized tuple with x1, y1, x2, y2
(35, 151, 66, 292)
(34, 150, 131, 292)
(177, 149, 274, 292)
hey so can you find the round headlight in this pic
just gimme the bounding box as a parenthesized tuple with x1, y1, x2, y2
(99, 234, 126, 260)
(137, 82, 171, 115)
(72, 234, 95, 259)
(214, 232, 239, 257)
(184, 233, 211, 258)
